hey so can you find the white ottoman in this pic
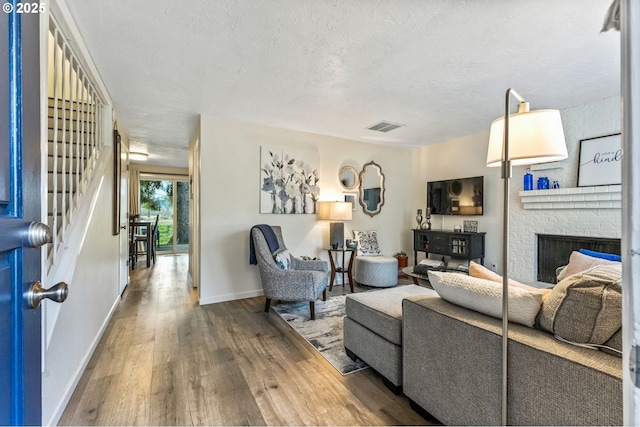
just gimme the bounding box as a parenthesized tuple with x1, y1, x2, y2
(354, 256, 398, 287)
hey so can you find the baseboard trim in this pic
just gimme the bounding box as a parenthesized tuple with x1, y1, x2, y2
(44, 295, 121, 427)
(199, 289, 264, 305)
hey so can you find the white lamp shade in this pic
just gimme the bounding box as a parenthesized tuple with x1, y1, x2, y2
(486, 109, 568, 167)
(317, 201, 352, 221)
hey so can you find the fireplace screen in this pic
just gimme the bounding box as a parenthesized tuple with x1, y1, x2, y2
(536, 234, 621, 283)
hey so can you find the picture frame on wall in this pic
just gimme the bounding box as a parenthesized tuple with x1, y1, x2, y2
(344, 193, 357, 211)
(259, 145, 320, 214)
(112, 127, 121, 235)
(577, 133, 622, 187)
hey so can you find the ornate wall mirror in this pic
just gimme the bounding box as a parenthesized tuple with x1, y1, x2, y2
(339, 165, 359, 190)
(358, 161, 385, 217)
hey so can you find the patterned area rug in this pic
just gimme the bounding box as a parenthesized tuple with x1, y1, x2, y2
(272, 295, 369, 375)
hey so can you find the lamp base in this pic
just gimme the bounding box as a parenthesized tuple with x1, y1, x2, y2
(329, 222, 344, 248)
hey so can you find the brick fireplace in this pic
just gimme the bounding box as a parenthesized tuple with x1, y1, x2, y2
(508, 179, 621, 283)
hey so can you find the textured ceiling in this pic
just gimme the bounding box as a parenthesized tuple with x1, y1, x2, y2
(64, 0, 620, 168)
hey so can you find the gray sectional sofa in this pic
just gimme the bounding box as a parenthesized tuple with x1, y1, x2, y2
(344, 285, 436, 393)
(401, 294, 622, 426)
(344, 286, 622, 425)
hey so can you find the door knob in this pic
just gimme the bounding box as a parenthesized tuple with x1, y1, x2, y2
(26, 221, 52, 247)
(26, 281, 68, 308)
(120, 225, 127, 230)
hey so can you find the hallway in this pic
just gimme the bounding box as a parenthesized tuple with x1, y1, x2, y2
(58, 255, 427, 426)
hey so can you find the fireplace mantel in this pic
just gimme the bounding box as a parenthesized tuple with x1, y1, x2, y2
(519, 185, 621, 210)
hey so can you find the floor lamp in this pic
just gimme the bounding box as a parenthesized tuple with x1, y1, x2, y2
(486, 89, 568, 425)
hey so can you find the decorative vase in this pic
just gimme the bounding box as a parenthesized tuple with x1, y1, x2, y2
(424, 208, 432, 230)
(416, 209, 423, 229)
(537, 177, 550, 190)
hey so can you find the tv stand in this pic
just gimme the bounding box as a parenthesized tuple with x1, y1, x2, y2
(413, 229, 485, 265)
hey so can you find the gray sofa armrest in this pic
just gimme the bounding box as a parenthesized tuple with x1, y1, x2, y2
(290, 257, 329, 272)
(402, 295, 502, 425)
(402, 295, 622, 426)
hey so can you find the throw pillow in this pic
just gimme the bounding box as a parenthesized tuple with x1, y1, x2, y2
(352, 230, 382, 256)
(274, 250, 291, 270)
(469, 261, 551, 299)
(538, 263, 622, 345)
(427, 271, 544, 327)
(556, 250, 619, 281)
(579, 248, 621, 262)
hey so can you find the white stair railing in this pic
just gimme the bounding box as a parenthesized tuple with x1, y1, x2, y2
(47, 16, 105, 272)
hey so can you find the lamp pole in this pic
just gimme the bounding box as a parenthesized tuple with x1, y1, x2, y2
(500, 88, 529, 426)
(489, 88, 566, 424)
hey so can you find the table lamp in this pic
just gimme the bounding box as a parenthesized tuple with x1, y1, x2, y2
(487, 88, 567, 425)
(318, 201, 352, 248)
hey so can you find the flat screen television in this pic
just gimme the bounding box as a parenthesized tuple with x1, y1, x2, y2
(427, 176, 483, 215)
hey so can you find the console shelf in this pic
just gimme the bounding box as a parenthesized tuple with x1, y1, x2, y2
(413, 229, 486, 266)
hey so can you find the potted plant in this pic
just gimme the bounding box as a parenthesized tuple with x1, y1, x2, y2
(393, 251, 409, 268)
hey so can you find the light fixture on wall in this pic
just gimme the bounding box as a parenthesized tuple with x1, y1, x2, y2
(486, 88, 567, 425)
(129, 152, 149, 161)
(317, 201, 352, 248)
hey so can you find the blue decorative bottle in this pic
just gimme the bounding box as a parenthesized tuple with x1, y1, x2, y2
(524, 168, 533, 191)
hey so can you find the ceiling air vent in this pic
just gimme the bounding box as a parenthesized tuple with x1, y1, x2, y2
(367, 121, 405, 133)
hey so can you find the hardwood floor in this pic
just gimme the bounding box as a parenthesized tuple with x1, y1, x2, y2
(58, 255, 430, 426)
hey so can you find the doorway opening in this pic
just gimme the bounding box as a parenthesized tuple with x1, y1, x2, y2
(139, 174, 189, 254)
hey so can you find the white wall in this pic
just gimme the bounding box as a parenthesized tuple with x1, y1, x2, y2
(411, 132, 503, 269)
(42, 148, 121, 425)
(188, 122, 201, 290)
(411, 96, 621, 279)
(198, 116, 413, 304)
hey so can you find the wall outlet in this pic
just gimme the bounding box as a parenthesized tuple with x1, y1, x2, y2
(491, 263, 497, 272)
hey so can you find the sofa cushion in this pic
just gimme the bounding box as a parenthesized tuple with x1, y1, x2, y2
(469, 261, 550, 299)
(556, 250, 619, 281)
(538, 263, 621, 346)
(345, 285, 436, 345)
(427, 271, 543, 327)
(352, 230, 382, 256)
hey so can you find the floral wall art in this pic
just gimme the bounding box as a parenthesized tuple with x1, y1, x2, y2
(260, 145, 320, 214)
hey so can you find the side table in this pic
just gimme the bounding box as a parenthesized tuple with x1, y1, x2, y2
(401, 266, 469, 288)
(326, 247, 356, 292)
(401, 266, 432, 288)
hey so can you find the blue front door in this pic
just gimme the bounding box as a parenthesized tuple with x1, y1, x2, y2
(0, 4, 43, 425)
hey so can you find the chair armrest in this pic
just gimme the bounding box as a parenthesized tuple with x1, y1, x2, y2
(290, 257, 329, 272)
(260, 267, 327, 301)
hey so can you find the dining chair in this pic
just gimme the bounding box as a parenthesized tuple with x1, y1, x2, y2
(128, 218, 138, 268)
(150, 215, 159, 263)
(132, 215, 159, 268)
